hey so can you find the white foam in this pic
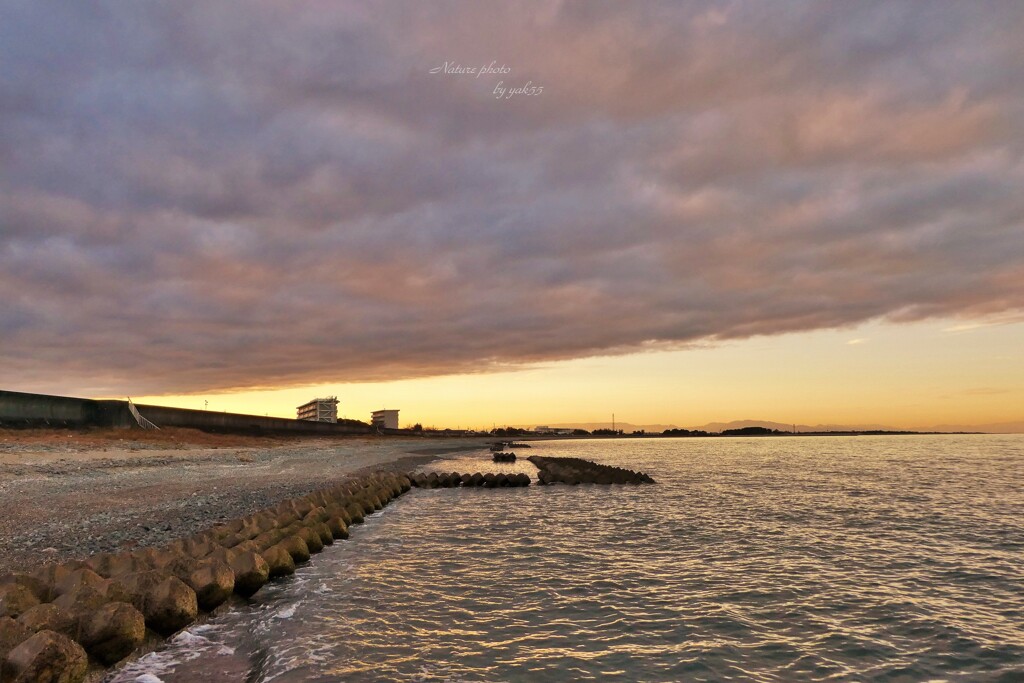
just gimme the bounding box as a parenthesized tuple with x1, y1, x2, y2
(275, 603, 298, 619)
(170, 631, 211, 648)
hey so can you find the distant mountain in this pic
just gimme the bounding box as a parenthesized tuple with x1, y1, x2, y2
(694, 419, 897, 433)
(699, 419, 1023, 434)
(927, 421, 1024, 434)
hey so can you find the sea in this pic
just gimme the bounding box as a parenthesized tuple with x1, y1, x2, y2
(110, 435, 1024, 682)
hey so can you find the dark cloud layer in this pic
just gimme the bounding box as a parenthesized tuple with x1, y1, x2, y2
(2, 1, 1023, 395)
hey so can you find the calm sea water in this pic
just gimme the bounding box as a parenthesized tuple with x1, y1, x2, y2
(111, 435, 1024, 682)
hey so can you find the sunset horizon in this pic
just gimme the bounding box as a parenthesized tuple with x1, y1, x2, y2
(2, 4, 1023, 681)
(3, 5, 1022, 437)
(97, 314, 1019, 433)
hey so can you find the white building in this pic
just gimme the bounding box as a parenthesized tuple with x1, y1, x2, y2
(371, 409, 400, 430)
(535, 425, 573, 435)
(296, 397, 339, 423)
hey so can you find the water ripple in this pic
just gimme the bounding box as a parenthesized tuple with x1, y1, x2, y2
(111, 435, 1024, 682)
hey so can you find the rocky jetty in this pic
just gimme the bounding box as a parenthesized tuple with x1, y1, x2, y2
(527, 456, 655, 485)
(0, 471, 412, 682)
(492, 452, 517, 463)
(409, 471, 531, 488)
(0, 456, 651, 680)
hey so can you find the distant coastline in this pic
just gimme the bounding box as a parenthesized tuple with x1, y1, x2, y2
(497, 428, 990, 440)
(2, 388, 1014, 438)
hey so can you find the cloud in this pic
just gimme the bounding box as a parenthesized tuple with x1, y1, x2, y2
(943, 312, 1024, 333)
(2, 1, 1023, 395)
(846, 339, 868, 346)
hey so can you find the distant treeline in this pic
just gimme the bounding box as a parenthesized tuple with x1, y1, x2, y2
(491, 426, 782, 437)
(661, 428, 712, 436)
(491, 427, 601, 437)
(493, 426, 782, 437)
(720, 426, 783, 436)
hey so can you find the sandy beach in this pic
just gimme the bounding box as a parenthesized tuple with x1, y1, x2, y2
(0, 428, 488, 575)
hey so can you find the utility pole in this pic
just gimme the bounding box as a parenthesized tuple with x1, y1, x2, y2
(612, 413, 616, 432)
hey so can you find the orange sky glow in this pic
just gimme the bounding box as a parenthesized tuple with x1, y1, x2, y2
(3, 4, 1023, 432)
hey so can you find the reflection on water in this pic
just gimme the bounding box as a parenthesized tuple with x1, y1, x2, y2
(111, 436, 1024, 682)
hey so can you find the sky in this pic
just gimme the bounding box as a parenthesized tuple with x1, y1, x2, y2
(2, 2, 1023, 430)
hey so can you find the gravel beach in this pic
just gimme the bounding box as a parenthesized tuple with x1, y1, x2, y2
(0, 429, 488, 574)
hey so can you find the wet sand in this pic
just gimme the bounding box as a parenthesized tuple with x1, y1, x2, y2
(0, 429, 489, 574)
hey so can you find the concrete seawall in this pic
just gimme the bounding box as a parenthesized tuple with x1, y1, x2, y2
(0, 391, 101, 428)
(0, 390, 372, 436)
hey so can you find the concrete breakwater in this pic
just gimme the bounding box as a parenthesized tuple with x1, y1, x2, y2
(0, 471, 411, 682)
(528, 455, 656, 485)
(0, 457, 651, 681)
(413, 455, 656, 488)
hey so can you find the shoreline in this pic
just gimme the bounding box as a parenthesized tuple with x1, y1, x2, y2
(0, 431, 489, 576)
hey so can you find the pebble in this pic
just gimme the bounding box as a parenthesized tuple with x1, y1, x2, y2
(0, 443, 438, 575)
